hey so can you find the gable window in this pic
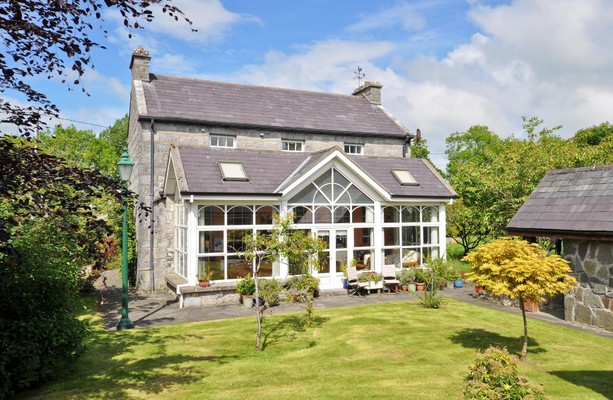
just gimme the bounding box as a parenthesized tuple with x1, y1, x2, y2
(391, 169, 418, 186)
(219, 162, 248, 181)
(210, 135, 235, 148)
(282, 140, 304, 152)
(344, 143, 364, 155)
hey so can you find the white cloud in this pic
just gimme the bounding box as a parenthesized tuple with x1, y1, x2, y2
(139, 0, 259, 43)
(219, 40, 395, 92)
(82, 69, 130, 100)
(348, 1, 427, 32)
(397, 0, 613, 166)
(105, 0, 258, 55)
(155, 53, 196, 76)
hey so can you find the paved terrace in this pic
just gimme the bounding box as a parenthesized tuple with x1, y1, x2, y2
(96, 269, 613, 339)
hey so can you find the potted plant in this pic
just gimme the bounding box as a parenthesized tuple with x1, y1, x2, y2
(358, 270, 382, 292)
(413, 268, 427, 292)
(197, 268, 214, 287)
(398, 268, 416, 292)
(236, 274, 256, 308)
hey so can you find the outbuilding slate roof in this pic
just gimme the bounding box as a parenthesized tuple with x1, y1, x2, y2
(171, 146, 457, 200)
(506, 165, 613, 239)
(140, 75, 408, 137)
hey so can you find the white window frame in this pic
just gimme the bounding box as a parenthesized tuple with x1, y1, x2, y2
(210, 135, 235, 148)
(219, 162, 248, 181)
(282, 140, 304, 152)
(344, 143, 364, 155)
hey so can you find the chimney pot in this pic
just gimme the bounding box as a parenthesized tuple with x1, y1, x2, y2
(352, 81, 383, 105)
(130, 47, 151, 82)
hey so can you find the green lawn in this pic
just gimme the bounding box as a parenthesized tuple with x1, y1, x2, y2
(21, 298, 612, 400)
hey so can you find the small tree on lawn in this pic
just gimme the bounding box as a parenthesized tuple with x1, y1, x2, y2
(242, 212, 326, 351)
(463, 238, 576, 359)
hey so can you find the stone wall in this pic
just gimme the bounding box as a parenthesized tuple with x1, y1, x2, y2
(563, 240, 613, 332)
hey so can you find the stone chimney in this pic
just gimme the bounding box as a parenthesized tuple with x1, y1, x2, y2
(129, 46, 151, 82)
(352, 81, 383, 105)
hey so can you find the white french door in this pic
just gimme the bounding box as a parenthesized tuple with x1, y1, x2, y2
(315, 229, 348, 289)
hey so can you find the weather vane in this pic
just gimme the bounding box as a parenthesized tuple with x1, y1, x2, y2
(354, 66, 366, 86)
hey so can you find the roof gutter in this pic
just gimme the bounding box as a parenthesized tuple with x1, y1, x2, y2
(505, 227, 613, 241)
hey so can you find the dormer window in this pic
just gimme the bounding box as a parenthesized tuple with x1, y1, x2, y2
(282, 140, 304, 152)
(391, 169, 418, 186)
(210, 135, 235, 148)
(344, 143, 364, 155)
(219, 162, 248, 181)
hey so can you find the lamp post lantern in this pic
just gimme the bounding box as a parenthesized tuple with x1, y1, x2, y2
(116, 148, 135, 330)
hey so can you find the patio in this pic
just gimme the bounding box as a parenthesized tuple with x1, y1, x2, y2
(95, 269, 613, 339)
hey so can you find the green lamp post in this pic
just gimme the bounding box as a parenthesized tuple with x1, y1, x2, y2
(116, 147, 135, 330)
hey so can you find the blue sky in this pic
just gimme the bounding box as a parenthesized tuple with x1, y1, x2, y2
(12, 0, 613, 169)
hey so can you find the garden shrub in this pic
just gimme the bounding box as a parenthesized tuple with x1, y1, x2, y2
(0, 220, 90, 398)
(463, 346, 545, 400)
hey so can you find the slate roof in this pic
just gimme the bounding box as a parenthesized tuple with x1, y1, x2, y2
(172, 146, 457, 199)
(350, 156, 458, 199)
(140, 75, 408, 137)
(506, 165, 613, 239)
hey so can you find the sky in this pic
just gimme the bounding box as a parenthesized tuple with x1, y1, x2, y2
(16, 0, 613, 169)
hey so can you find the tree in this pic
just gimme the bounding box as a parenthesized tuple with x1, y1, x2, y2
(0, 137, 148, 395)
(242, 213, 326, 351)
(0, 1, 192, 134)
(572, 121, 613, 147)
(463, 239, 576, 359)
(410, 137, 430, 159)
(39, 124, 117, 176)
(38, 116, 137, 273)
(445, 118, 579, 238)
(445, 125, 502, 179)
(99, 114, 130, 158)
(446, 199, 491, 256)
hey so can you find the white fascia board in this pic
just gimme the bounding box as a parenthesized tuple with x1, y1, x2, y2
(163, 154, 177, 196)
(281, 149, 392, 201)
(386, 198, 455, 204)
(163, 146, 189, 196)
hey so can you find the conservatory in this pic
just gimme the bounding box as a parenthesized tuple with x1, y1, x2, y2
(165, 146, 457, 290)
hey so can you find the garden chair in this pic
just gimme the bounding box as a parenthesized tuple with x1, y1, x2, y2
(346, 266, 369, 296)
(382, 264, 400, 294)
(402, 250, 419, 268)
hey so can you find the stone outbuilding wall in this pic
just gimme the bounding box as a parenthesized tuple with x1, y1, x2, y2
(563, 240, 613, 332)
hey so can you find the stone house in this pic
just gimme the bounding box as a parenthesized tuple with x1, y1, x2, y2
(127, 47, 457, 304)
(506, 165, 613, 332)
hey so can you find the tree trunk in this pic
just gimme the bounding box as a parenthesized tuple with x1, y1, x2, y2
(255, 305, 262, 351)
(254, 262, 262, 351)
(519, 295, 528, 360)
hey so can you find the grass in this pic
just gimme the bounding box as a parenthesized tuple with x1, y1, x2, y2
(20, 297, 612, 400)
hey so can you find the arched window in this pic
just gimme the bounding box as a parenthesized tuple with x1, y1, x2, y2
(422, 206, 439, 222)
(227, 206, 253, 225)
(289, 168, 373, 207)
(198, 205, 224, 226)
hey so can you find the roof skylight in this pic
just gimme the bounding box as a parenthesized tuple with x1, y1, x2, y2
(219, 162, 249, 181)
(391, 169, 418, 186)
